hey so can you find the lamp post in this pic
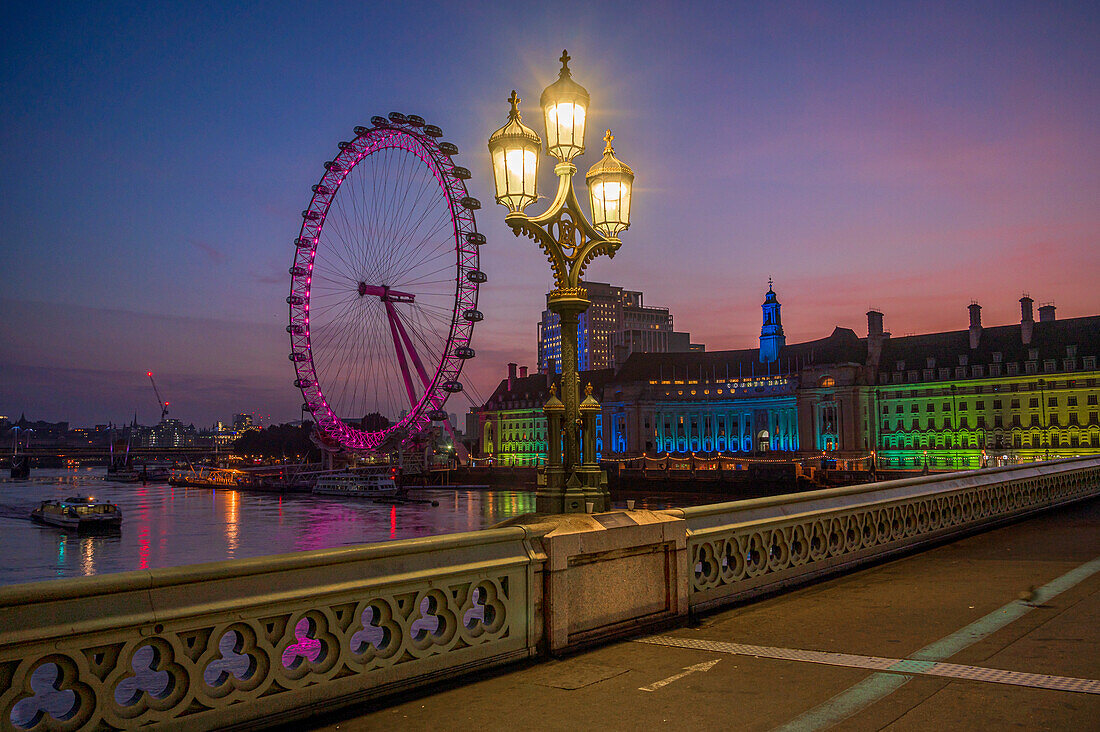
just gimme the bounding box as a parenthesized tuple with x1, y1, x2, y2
(488, 50, 634, 513)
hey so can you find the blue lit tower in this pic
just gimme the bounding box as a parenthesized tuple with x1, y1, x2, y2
(759, 277, 785, 363)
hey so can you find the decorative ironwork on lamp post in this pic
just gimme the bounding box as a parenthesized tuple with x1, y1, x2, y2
(487, 50, 635, 513)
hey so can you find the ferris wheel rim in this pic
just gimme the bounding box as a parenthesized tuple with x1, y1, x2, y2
(287, 119, 481, 451)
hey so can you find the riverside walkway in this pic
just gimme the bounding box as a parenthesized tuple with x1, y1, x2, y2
(300, 496, 1100, 731)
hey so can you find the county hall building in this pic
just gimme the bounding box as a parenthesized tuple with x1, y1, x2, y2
(476, 285, 1100, 470)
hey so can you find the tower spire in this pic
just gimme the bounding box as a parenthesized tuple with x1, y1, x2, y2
(759, 280, 785, 364)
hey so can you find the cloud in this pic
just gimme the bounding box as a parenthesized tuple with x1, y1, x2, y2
(189, 239, 226, 263)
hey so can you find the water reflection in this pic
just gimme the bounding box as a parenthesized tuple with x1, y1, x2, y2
(225, 490, 239, 557)
(80, 536, 95, 576)
(2, 469, 705, 587)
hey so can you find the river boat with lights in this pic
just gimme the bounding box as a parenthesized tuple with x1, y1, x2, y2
(31, 495, 122, 530)
(312, 470, 399, 498)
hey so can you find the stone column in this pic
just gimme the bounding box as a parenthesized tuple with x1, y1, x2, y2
(541, 385, 565, 513)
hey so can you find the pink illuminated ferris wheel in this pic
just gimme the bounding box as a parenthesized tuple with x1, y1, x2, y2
(287, 113, 484, 451)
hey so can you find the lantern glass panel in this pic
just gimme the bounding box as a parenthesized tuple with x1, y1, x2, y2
(589, 177, 631, 235)
(544, 101, 586, 162)
(491, 143, 539, 212)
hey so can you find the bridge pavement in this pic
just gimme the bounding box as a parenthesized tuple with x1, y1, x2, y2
(294, 497, 1100, 731)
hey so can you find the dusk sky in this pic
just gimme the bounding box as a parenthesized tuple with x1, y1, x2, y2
(2, 1, 1097, 428)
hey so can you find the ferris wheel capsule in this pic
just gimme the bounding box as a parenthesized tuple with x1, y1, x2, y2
(423, 124, 443, 137)
(442, 381, 463, 393)
(439, 142, 459, 156)
(452, 166, 472, 179)
(428, 410, 448, 421)
(466, 233, 486, 246)
(388, 112, 408, 124)
(406, 114, 425, 127)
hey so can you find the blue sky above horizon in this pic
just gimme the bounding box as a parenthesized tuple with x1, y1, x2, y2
(2, 1, 1097, 427)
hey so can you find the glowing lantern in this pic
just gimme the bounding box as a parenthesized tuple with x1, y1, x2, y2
(540, 50, 589, 162)
(585, 130, 634, 236)
(487, 91, 541, 213)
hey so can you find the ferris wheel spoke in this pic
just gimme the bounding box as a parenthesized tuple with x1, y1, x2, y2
(384, 217, 453, 285)
(377, 154, 440, 281)
(391, 214, 454, 276)
(324, 202, 369, 281)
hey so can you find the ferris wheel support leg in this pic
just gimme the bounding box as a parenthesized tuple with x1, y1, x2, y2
(385, 300, 419, 411)
(392, 307, 469, 464)
(390, 305, 433, 390)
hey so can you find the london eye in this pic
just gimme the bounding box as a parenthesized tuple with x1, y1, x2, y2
(287, 114, 484, 451)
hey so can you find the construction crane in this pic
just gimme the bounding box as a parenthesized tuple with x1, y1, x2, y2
(147, 371, 169, 423)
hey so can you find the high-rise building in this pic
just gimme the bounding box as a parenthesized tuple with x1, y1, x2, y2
(537, 280, 697, 372)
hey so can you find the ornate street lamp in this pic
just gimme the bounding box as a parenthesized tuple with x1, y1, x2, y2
(488, 50, 635, 513)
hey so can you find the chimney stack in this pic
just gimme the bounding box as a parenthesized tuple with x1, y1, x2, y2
(507, 362, 517, 391)
(968, 302, 982, 349)
(866, 310, 888, 368)
(519, 365, 528, 378)
(867, 310, 883, 337)
(1020, 296, 1034, 345)
(1038, 303, 1056, 322)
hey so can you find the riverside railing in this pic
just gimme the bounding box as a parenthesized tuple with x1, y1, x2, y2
(666, 456, 1100, 611)
(3, 457, 1098, 730)
(0, 527, 542, 731)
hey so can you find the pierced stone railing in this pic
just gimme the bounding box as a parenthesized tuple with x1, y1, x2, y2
(665, 456, 1100, 612)
(0, 527, 541, 731)
(4, 458, 1099, 730)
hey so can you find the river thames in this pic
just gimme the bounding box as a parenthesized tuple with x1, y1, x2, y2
(0, 468, 704, 587)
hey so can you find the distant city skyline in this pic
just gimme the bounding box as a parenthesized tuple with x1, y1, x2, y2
(2, 1, 1097, 427)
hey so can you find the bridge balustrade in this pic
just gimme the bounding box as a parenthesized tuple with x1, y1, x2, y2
(2, 457, 1098, 730)
(0, 528, 539, 730)
(667, 456, 1100, 612)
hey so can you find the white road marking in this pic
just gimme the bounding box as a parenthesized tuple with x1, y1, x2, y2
(638, 659, 720, 692)
(635, 636, 1100, 694)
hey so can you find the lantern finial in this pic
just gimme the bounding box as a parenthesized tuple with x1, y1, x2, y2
(559, 50, 571, 76)
(508, 90, 521, 119)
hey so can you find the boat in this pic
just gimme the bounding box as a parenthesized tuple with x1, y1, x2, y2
(312, 470, 400, 498)
(31, 495, 122, 530)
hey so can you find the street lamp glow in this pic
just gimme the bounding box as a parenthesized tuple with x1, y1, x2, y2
(488, 50, 634, 514)
(488, 91, 541, 213)
(540, 50, 590, 162)
(586, 130, 634, 236)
